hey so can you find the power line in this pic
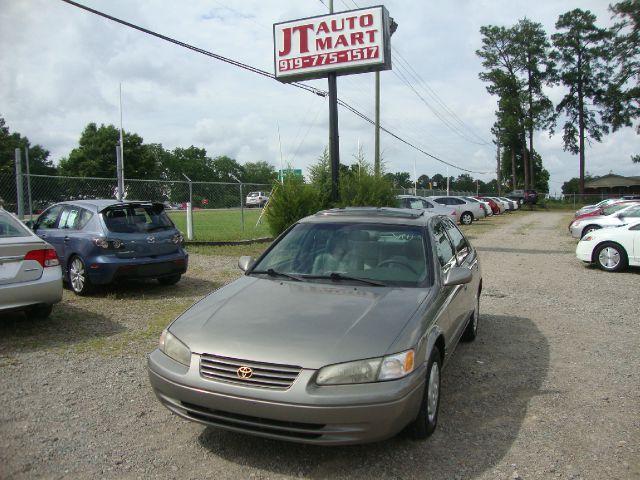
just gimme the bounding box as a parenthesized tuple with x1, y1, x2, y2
(59, 0, 491, 174)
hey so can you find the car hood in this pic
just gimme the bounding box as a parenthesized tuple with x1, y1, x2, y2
(169, 276, 430, 369)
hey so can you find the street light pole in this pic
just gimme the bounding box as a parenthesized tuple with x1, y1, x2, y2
(328, 0, 340, 202)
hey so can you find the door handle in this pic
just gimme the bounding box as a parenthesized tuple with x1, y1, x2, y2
(64, 236, 70, 243)
(38, 234, 46, 239)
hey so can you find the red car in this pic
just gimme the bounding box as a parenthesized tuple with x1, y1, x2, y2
(573, 200, 640, 222)
(476, 196, 501, 215)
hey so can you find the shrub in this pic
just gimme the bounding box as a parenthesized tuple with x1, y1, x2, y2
(264, 175, 321, 237)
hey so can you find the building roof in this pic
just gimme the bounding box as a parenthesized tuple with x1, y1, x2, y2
(585, 174, 640, 189)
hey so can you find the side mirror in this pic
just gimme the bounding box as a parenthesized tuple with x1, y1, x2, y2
(443, 266, 472, 286)
(23, 220, 34, 229)
(238, 256, 255, 272)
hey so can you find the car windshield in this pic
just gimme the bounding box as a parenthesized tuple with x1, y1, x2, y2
(603, 203, 637, 216)
(102, 204, 174, 233)
(251, 222, 429, 287)
(0, 212, 31, 238)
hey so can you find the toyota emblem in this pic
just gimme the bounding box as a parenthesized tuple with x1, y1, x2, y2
(237, 366, 253, 379)
(146, 236, 156, 243)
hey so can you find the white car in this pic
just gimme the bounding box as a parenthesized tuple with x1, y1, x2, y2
(576, 220, 640, 272)
(569, 203, 640, 239)
(427, 196, 485, 225)
(575, 198, 620, 217)
(396, 195, 458, 222)
(245, 191, 269, 208)
(464, 197, 492, 217)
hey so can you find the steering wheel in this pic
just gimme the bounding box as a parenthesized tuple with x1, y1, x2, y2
(376, 259, 419, 274)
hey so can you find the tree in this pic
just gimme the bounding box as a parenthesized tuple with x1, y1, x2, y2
(453, 173, 475, 192)
(161, 146, 214, 181)
(477, 25, 531, 189)
(58, 123, 158, 179)
(551, 9, 614, 194)
(0, 116, 56, 176)
(242, 161, 277, 185)
(383, 171, 412, 188)
(513, 19, 555, 187)
(417, 174, 431, 189)
(607, 1, 640, 163)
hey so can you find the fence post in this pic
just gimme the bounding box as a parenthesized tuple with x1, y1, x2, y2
(239, 183, 244, 235)
(24, 148, 33, 220)
(15, 148, 24, 218)
(182, 173, 194, 240)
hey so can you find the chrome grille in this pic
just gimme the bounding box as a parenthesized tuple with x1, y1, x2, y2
(199, 354, 301, 390)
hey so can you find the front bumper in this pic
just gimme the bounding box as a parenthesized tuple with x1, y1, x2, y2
(569, 223, 584, 239)
(84, 251, 188, 285)
(148, 349, 426, 445)
(576, 240, 595, 263)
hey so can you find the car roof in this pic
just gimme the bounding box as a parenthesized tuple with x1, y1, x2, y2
(299, 207, 441, 226)
(51, 199, 162, 212)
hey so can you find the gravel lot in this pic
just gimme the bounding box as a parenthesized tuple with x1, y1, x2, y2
(1, 211, 638, 480)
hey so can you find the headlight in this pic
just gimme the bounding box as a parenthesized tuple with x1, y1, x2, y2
(159, 330, 191, 366)
(316, 349, 414, 385)
(172, 233, 184, 244)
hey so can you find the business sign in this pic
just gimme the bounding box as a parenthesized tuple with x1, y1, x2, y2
(274, 6, 391, 82)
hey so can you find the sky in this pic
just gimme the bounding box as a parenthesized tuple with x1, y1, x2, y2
(1, 0, 638, 195)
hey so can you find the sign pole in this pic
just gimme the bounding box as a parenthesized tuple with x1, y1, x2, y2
(328, 0, 340, 202)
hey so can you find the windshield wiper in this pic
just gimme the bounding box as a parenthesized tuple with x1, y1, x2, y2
(251, 269, 305, 282)
(304, 272, 386, 286)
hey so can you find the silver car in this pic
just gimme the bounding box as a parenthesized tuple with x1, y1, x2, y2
(569, 203, 640, 239)
(397, 195, 458, 222)
(427, 196, 485, 225)
(0, 208, 63, 318)
(148, 208, 482, 445)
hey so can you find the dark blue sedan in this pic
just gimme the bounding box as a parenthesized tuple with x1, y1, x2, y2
(33, 200, 188, 295)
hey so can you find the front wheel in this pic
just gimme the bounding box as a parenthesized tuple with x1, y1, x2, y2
(595, 242, 628, 272)
(460, 212, 473, 225)
(410, 346, 442, 440)
(69, 256, 92, 295)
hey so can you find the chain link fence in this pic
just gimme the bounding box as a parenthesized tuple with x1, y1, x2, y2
(0, 173, 273, 241)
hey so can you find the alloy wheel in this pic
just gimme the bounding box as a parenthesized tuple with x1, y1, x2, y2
(70, 257, 86, 293)
(427, 362, 440, 423)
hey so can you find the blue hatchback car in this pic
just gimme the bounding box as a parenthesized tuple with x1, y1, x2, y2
(33, 200, 188, 294)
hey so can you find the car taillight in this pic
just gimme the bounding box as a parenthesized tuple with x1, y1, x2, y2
(24, 248, 60, 267)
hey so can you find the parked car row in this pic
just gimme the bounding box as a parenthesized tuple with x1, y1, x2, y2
(1, 200, 188, 318)
(571, 198, 640, 273)
(397, 194, 521, 226)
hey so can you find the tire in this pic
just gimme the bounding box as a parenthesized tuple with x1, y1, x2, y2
(594, 242, 628, 272)
(581, 225, 601, 238)
(68, 255, 93, 295)
(460, 212, 473, 225)
(27, 304, 53, 319)
(410, 346, 442, 440)
(461, 293, 479, 342)
(158, 274, 181, 286)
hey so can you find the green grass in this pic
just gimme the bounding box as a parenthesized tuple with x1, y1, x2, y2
(168, 208, 272, 242)
(186, 243, 270, 258)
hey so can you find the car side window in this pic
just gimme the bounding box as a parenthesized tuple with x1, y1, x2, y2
(59, 207, 93, 230)
(432, 220, 455, 268)
(36, 206, 63, 229)
(444, 219, 469, 262)
(453, 198, 464, 205)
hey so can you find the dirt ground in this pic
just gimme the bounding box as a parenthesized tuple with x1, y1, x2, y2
(0, 210, 638, 480)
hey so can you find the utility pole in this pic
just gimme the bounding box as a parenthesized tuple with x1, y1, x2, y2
(374, 18, 397, 177)
(117, 83, 125, 200)
(374, 71, 381, 176)
(328, 0, 340, 201)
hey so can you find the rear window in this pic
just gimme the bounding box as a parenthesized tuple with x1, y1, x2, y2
(0, 212, 31, 238)
(102, 204, 174, 233)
